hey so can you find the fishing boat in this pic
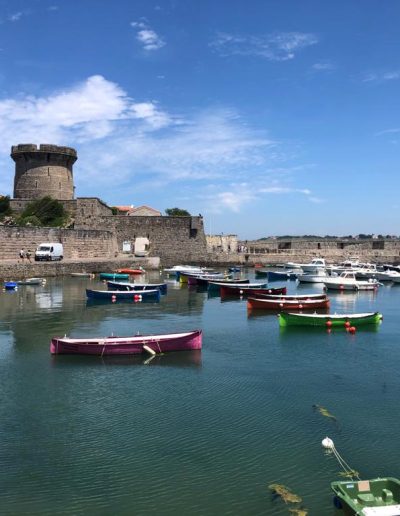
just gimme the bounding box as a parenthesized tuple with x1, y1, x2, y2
(115, 267, 145, 275)
(185, 272, 229, 286)
(86, 288, 161, 301)
(324, 272, 380, 291)
(107, 281, 167, 294)
(164, 265, 207, 277)
(218, 282, 269, 296)
(248, 287, 287, 295)
(99, 272, 129, 281)
(297, 269, 329, 283)
(254, 292, 327, 301)
(207, 279, 250, 291)
(285, 258, 326, 272)
(17, 277, 45, 285)
(247, 296, 330, 310)
(228, 266, 242, 272)
(50, 329, 202, 355)
(279, 311, 383, 327)
(4, 281, 17, 290)
(331, 478, 400, 514)
(254, 268, 269, 277)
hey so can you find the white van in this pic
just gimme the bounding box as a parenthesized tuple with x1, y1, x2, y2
(34, 243, 64, 261)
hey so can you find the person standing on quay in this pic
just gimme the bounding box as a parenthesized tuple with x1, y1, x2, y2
(19, 249, 25, 262)
(26, 250, 32, 263)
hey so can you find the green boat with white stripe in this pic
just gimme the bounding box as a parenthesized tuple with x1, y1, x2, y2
(278, 312, 383, 327)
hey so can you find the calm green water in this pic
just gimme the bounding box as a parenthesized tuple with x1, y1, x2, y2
(1, 271, 400, 515)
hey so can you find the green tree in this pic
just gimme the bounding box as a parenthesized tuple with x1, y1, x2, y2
(165, 207, 191, 216)
(17, 196, 68, 227)
(0, 195, 11, 217)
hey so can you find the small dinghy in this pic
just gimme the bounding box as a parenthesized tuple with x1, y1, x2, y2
(4, 281, 17, 290)
(50, 329, 202, 355)
(86, 288, 161, 301)
(115, 268, 146, 275)
(279, 311, 383, 327)
(247, 296, 330, 311)
(99, 272, 129, 281)
(17, 277, 45, 285)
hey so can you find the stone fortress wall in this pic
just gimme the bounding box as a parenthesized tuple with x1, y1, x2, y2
(3, 142, 400, 267)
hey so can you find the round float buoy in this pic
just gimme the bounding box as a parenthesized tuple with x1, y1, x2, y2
(344, 321, 351, 328)
(326, 320, 332, 328)
(268, 290, 271, 294)
(299, 304, 303, 309)
(111, 295, 116, 303)
(134, 294, 140, 302)
(322, 437, 334, 449)
(339, 284, 344, 290)
(349, 326, 356, 334)
(279, 303, 283, 308)
(239, 290, 243, 295)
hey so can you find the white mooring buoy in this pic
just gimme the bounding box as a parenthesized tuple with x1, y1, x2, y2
(322, 437, 334, 449)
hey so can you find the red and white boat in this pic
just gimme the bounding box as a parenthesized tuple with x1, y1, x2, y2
(50, 330, 202, 355)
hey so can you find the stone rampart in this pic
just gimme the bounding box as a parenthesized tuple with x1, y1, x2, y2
(75, 215, 208, 264)
(0, 226, 117, 261)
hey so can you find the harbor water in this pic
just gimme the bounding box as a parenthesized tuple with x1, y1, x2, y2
(1, 271, 400, 515)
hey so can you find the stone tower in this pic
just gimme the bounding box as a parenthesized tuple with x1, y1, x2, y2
(11, 144, 77, 200)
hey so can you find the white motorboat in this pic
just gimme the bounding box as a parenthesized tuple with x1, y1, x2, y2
(374, 269, 400, 281)
(285, 258, 326, 273)
(323, 271, 380, 291)
(354, 263, 378, 279)
(297, 269, 329, 283)
(327, 257, 361, 275)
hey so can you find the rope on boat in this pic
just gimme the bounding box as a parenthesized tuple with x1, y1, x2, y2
(322, 437, 361, 481)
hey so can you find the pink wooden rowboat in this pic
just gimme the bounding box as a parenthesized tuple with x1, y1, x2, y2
(50, 329, 202, 355)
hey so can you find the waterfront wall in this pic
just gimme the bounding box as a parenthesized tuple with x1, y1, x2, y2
(0, 226, 117, 261)
(0, 257, 160, 281)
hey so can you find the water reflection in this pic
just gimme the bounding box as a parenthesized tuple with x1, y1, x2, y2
(50, 349, 202, 368)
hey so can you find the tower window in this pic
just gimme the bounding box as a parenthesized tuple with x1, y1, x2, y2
(59, 182, 61, 189)
(35, 181, 38, 189)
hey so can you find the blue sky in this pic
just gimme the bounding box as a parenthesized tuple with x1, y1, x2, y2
(0, 0, 398, 238)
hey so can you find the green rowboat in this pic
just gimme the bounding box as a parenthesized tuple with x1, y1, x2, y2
(331, 477, 400, 514)
(278, 312, 382, 327)
(99, 272, 129, 281)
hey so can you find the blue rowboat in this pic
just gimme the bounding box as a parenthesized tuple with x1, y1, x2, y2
(4, 281, 18, 290)
(86, 289, 161, 301)
(99, 272, 129, 281)
(107, 281, 167, 294)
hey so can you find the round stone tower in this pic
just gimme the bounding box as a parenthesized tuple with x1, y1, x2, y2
(11, 144, 77, 200)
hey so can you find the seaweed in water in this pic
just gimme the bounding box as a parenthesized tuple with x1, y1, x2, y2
(339, 469, 359, 479)
(269, 483, 302, 503)
(269, 484, 308, 514)
(289, 509, 308, 516)
(312, 404, 337, 422)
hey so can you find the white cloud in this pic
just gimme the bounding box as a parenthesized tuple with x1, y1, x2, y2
(9, 12, 23, 22)
(312, 62, 335, 71)
(0, 75, 316, 214)
(210, 31, 318, 61)
(131, 21, 165, 51)
(0, 75, 170, 149)
(363, 71, 400, 83)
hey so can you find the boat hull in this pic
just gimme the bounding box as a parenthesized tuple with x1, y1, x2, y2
(115, 268, 145, 275)
(247, 297, 330, 310)
(279, 312, 382, 327)
(50, 330, 202, 355)
(86, 289, 161, 301)
(219, 283, 269, 297)
(99, 273, 129, 280)
(331, 477, 400, 515)
(107, 281, 167, 294)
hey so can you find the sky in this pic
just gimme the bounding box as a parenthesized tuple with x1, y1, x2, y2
(0, 0, 399, 238)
